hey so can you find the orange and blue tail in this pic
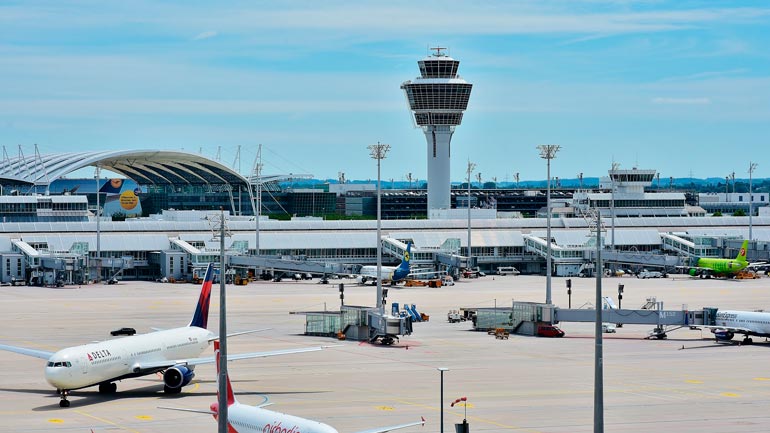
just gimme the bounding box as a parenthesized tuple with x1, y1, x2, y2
(213, 341, 236, 406)
(189, 263, 214, 329)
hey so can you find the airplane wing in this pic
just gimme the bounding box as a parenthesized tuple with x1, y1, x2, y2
(207, 327, 272, 342)
(0, 343, 54, 360)
(157, 406, 216, 415)
(699, 325, 754, 335)
(135, 346, 328, 371)
(351, 417, 426, 433)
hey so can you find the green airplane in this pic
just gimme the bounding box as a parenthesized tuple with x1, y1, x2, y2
(686, 240, 757, 278)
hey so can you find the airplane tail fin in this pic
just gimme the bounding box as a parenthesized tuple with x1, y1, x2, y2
(397, 242, 412, 273)
(736, 240, 749, 263)
(189, 263, 214, 329)
(213, 341, 236, 406)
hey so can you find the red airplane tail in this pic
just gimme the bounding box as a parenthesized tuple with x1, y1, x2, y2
(213, 341, 236, 407)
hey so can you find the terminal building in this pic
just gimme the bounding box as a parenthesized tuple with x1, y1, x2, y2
(2, 150, 769, 285)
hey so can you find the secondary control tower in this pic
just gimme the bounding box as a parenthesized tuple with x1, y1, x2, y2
(401, 47, 473, 212)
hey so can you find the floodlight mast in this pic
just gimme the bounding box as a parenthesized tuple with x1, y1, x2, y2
(467, 160, 476, 267)
(538, 144, 560, 305)
(749, 161, 758, 241)
(369, 142, 390, 313)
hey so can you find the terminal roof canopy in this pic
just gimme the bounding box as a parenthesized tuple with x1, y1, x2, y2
(0, 150, 250, 188)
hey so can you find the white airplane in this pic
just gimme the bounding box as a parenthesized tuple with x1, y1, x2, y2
(0, 263, 327, 407)
(701, 309, 770, 344)
(357, 243, 440, 285)
(161, 341, 426, 433)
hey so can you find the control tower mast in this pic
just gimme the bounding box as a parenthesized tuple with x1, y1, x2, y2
(401, 47, 473, 213)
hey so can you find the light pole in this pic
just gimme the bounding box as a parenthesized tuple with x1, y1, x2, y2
(95, 165, 101, 282)
(749, 162, 758, 241)
(594, 212, 604, 433)
(466, 160, 476, 270)
(253, 144, 262, 256)
(369, 142, 390, 313)
(538, 144, 560, 304)
(217, 209, 229, 433)
(610, 162, 619, 253)
(437, 367, 449, 433)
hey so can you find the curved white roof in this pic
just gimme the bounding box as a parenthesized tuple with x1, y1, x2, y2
(0, 150, 249, 187)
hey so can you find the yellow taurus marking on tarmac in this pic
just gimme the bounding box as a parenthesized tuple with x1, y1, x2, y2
(47, 419, 64, 424)
(753, 377, 770, 381)
(721, 392, 740, 398)
(135, 415, 153, 420)
(376, 406, 394, 411)
(454, 402, 475, 408)
(685, 380, 703, 384)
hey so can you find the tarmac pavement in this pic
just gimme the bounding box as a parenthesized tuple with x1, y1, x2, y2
(2, 274, 770, 432)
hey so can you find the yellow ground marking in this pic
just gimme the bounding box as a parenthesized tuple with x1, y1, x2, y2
(720, 392, 740, 398)
(376, 406, 394, 411)
(393, 398, 543, 433)
(47, 419, 64, 424)
(685, 380, 703, 384)
(454, 402, 475, 408)
(75, 410, 142, 433)
(135, 415, 153, 420)
(753, 377, 770, 381)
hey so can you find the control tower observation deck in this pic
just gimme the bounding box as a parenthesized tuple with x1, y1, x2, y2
(401, 48, 473, 212)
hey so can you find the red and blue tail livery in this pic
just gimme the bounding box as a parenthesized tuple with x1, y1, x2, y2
(189, 263, 214, 329)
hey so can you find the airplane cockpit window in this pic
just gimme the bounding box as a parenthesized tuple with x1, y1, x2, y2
(47, 361, 72, 368)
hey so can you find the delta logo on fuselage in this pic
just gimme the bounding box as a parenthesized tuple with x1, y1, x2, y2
(87, 349, 112, 362)
(262, 421, 302, 433)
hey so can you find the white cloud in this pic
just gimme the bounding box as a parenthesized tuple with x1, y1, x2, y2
(192, 30, 217, 41)
(651, 97, 711, 105)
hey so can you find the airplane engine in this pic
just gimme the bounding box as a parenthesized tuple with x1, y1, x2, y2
(163, 365, 195, 389)
(713, 330, 734, 341)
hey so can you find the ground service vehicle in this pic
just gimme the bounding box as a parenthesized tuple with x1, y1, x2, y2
(637, 269, 663, 279)
(537, 324, 565, 338)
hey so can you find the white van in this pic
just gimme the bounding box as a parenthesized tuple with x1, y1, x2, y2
(637, 269, 663, 279)
(497, 266, 520, 276)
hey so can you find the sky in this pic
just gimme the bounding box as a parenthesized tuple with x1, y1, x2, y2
(1, 1, 769, 184)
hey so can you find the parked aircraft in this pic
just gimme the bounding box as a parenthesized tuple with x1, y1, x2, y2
(0, 263, 326, 407)
(357, 243, 412, 285)
(161, 341, 426, 433)
(702, 309, 770, 344)
(682, 240, 764, 278)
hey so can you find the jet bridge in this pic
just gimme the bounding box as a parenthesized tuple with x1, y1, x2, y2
(469, 300, 708, 339)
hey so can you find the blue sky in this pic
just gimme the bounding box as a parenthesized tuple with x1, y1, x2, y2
(1, 1, 768, 183)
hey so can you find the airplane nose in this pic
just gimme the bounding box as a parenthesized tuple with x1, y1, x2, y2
(44, 367, 65, 388)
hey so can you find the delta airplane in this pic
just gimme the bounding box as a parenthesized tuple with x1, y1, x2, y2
(702, 309, 770, 344)
(161, 341, 426, 433)
(0, 263, 326, 407)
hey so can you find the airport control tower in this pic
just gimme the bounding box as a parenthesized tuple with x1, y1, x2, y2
(401, 48, 473, 212)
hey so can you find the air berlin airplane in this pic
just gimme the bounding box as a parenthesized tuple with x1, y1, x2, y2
(161, 341, 426, 433)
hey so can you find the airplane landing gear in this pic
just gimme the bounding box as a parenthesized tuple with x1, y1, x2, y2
(743, 337, 754, 345)
(58, 390, 70, 407)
